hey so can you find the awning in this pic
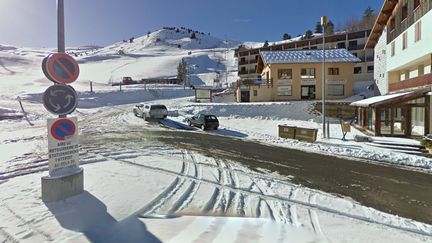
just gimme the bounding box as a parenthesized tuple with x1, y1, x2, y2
(350, 88, 430, 108)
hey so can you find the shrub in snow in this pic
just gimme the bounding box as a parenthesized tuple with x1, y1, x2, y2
(190, 32, 197, 39)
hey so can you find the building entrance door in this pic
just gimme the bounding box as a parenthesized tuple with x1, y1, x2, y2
(301, 86, 316, 99)
(392, 107, 409, 136)
(240, 90, 250, 102)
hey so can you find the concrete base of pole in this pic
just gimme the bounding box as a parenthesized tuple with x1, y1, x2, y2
(41, 168, 84, 203)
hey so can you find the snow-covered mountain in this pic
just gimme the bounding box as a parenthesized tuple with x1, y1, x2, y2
(0, 28, 241, 98)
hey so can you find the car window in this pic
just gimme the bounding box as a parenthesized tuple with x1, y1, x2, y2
(151, 105, 167, 110)
(145, 105, 150, 109)
(205, 115, 218, 121)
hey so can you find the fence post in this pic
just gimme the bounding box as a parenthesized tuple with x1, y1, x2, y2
(90, 81, 93, 93)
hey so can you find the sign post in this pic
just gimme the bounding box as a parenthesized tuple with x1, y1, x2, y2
(41, 0, 84, 203)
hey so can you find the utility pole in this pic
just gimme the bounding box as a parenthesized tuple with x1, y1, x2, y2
(321, 16, 327, 138)
(225, 35, 229, 87)
(57, 0, 65, 53)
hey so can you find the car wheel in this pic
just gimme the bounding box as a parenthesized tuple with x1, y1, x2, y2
(143, 114, 148, 121)
(188, 121, 191, 126)
(201, 124, 206, 131)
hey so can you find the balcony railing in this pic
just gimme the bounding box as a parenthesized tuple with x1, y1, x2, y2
(389, 72, 432, 92)
(347, 43, 365, 51)
(238, 78, 273, 87)
(387, 0, 432, 44)
(239, 60, 248, 65)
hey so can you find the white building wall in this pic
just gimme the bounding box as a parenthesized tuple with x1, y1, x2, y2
(387, 10, 432, 72)
(374, 27, 388, 95)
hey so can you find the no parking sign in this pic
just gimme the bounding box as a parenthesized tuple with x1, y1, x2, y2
(47, 117, 79, 176)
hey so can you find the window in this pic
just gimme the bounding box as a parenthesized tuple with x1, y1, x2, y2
(328, 68, 339, 75)
(300, 68, 315, 78)
(354, 67, 362, 74)
(415, 21, 421, 42)
(389, 18, 395, 31)
(367, 66, 374, 73)
(328, 85, 344, 96)
(240, 57, 246, 62)
(391, 41, 395, 56)
(241, 67, 246, 72)
(348, 40, 357, 49)
(277, 86, 292, 96)
(414, 0, 420, 9)
(337, 42, 346, 49)
(253, 90, 258, 96)
(402, 32, 408, 50)
(278, 69, 292, 79)
(402, 4, 408, 21)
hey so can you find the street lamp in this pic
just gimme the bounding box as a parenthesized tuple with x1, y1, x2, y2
(321, 16, 327, 138)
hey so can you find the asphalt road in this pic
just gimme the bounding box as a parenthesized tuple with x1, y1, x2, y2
(146, 129, 432, 225)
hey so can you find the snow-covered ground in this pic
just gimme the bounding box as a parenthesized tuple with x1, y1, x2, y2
(1, 106, 431, 242)
(1, 28, 432, 242)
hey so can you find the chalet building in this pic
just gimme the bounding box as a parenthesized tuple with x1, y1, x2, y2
(236, 49, 360, 102)
(351, 0, 432, 137)
(235, 30, 375, 83)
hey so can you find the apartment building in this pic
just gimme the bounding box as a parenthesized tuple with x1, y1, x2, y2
(236, 49, 359, 102)
(236, 30, 374, 83)
(351, 0, 432, 137)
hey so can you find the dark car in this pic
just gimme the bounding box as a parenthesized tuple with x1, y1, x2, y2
(187, 113, 219, 130)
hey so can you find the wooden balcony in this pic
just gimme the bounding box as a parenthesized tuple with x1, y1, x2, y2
(389, 72, 432, 92)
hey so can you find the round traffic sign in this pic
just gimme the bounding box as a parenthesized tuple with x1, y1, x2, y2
(50, 118, 76, 141)
(45, 53, 80, 84)
(42, 57, 56, 82)
(43, 84, 78, 115)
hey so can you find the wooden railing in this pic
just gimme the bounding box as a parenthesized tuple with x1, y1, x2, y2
(387, 0, 432, 44)
(389, 72, 432, 92)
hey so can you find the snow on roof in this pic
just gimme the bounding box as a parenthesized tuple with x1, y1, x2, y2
(350, 92, 411, 107)
(260, 49, 360, 64)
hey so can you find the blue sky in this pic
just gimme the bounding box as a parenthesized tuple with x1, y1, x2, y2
(0, 0, 382, 47)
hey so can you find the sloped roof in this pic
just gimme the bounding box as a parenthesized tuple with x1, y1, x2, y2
(350, 88, 430, 107)
(365, 0, 398, 49)
(260, 49, 361, 65)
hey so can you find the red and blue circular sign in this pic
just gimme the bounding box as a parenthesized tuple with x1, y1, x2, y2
(50, 118, 76, 141)
(44, 53, 80, 84)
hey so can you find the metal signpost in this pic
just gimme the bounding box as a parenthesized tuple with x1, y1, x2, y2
(41, 0, 84, 203)
(321, 16, 327, 138)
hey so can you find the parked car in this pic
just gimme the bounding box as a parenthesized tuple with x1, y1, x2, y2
(133, 103, 168, 121)
(187, 113, 219, 130)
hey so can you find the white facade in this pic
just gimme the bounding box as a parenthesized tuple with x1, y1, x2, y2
(387, 10, 432, 83)
(374, 27, 389, 95)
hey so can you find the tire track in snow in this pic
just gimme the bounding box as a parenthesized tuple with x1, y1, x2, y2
(170, 151, 202, 213)
(1, 204, 53, 241)
(251, 180, 277, 221)
(86, 150, 432, 238)
(129, 153, 189, 216)
(307, 193, 328, 241)
(0, 227, 19, 243)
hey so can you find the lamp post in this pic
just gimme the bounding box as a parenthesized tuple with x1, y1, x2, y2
(321, 16, 327, 138)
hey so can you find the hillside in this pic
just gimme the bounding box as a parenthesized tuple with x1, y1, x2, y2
(0, 28, 241, 100)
